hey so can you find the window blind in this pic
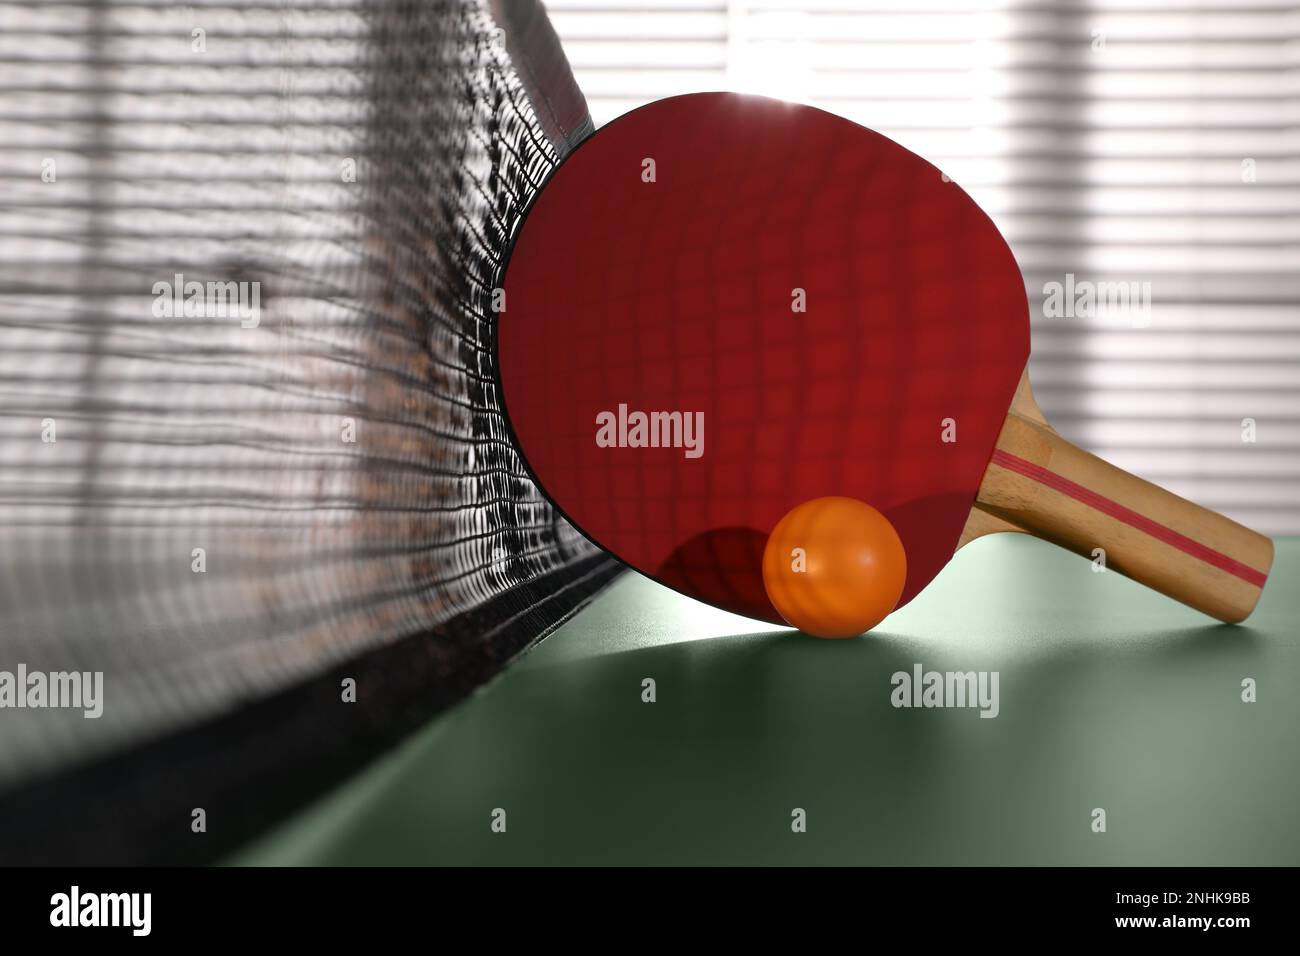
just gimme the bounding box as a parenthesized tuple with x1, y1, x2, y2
(547, 0, 1300, 533)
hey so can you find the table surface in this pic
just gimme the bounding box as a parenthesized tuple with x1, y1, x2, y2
(227, 536, 1300, 865)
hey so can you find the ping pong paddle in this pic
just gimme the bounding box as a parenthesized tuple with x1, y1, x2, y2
(496, 92, 1273, 626)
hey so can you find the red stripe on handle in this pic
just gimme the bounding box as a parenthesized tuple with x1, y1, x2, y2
(989, 449, 1268, 589)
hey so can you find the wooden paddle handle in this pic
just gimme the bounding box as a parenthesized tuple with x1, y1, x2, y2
(975, 413, 1273, 623)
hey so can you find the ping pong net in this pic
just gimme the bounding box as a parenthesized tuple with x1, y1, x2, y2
(0, 0, 618, 863)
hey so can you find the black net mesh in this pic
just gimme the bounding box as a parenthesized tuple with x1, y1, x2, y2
(0, 0, 616, 859)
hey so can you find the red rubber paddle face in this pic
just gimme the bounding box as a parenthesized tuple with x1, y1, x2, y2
(498, 93, 1028, 624)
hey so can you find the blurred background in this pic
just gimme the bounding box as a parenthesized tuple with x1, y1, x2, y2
(548, 0, 1300, 533)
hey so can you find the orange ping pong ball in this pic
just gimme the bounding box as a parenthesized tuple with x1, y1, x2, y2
(761, 496, 907, 639)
